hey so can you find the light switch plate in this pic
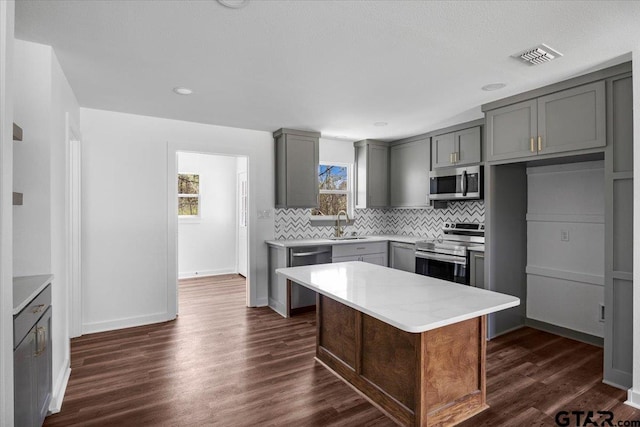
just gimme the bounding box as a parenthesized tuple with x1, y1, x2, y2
(560, 230, 569, 241)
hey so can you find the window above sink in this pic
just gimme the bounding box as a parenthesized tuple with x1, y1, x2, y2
(310, 162, 354, 223)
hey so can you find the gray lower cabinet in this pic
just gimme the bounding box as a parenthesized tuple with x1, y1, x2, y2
(14, 285, 52, 427)
(389, 242, 415, 273)
(604, 73, 633, 389)
(469, 250, 485, 288)
(432, 126, 481, 168)
(390, 138, 430, 207)
(354, 140, 389, 208)
(333, 241, 388, 266)
(274, 128, 320, 208)
(486, 81, 606, 162)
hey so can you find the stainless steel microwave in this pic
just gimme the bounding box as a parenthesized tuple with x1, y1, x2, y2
(429, 165, 483, 201)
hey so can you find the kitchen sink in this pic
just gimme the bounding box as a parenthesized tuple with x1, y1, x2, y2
(329, 236, 369, 240)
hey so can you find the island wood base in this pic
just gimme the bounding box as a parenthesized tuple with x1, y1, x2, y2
(315, 294, 487, 427)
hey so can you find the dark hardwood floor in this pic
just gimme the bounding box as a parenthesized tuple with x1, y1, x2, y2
(44, 275, 640, 426)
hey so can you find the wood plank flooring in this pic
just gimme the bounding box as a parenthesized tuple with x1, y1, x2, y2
(44, 275, 640, 426)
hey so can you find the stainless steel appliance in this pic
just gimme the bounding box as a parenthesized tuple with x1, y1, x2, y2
(415, 222, 484, 285)
(429, 165, 482, 201)
(288, 246, 332, 311)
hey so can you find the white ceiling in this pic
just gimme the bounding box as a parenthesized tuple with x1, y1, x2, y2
(14, 0, 640, 141)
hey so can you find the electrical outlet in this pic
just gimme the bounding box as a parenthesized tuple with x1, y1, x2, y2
(560, 229, 569, 241)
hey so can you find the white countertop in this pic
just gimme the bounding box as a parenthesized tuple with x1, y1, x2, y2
(13, 274, 53, 315)
(266, 235, 425, 248)
(276, 262, 519, 333)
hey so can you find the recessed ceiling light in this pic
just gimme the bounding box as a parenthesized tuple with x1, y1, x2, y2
(218, 0, 249, 9)
(481, 83, 506, 91)
(373, 122, 388, 127)
(173, 87, 193, 96)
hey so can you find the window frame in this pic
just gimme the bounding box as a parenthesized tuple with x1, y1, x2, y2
(310, 162, 353, 222)
(178, 172, 201, 221)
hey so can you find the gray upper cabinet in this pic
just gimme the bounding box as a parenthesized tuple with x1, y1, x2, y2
(486, 81, 606, 162)
(274, 128, 320, 208)
(354, 140, 389, 209)
(432, 126, 481, 168)
(390, 138, 430, 207)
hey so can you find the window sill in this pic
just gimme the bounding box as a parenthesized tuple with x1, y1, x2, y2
(179, 216, 202, 224)
(310, 215, 355, 227)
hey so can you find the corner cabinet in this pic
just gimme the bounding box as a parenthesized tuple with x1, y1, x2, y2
(354, 140, 389, 209)
(390, 138, 430, 207)
(274, 128, 320, 208)
(431, 126, 481, 169)
(389, 242, 416, 273)
(486, 81, 606, 162)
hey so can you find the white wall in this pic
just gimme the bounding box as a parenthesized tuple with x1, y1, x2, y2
(319, 137, 354, 164)
(0, 2, 15, 425)
(178, 152, 238, 278)
(630, 50, 640, 408)
(13, 39, 80, 413)
(526, 161, 605, 337)
(80, 108, 274, 334)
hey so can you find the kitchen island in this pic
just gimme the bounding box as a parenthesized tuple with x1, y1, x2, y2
(276, 261, 519, 427)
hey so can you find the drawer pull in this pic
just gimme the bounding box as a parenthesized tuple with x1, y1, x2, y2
(32, 304, 46, 314)
(35, 327, 46, 356)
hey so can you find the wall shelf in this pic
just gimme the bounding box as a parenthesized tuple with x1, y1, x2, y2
(13, 123, 23, 141)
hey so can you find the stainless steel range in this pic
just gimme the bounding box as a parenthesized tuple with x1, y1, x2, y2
(415, 222, 485, 285)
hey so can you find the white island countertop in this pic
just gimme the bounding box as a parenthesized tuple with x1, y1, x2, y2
(276, 261, 519, 333)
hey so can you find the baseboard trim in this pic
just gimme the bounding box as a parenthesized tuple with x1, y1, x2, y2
(255, 296, 268, 307)
(82, 312, 174, 335)
(178, 269, 236, 279)
(49, 363, 71, 414)
(268, 298, 286, 317)
(525, 318, 603, 347)
(625, 389, 640, 409)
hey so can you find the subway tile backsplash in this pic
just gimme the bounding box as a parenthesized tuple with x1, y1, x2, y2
(274, 201, 485, 240)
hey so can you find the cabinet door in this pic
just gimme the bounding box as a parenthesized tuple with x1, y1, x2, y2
(454, 127, 481, 166)
(390, 243, 416, 272)
(367, 144, 389, 208)
(486, 99, 538, 161)
(285, 134, 319, 208)
(390, 139, 430, 207)
(469, 252, 485, 288)
(361, 253, 387, 266)
(431, 132, 455, 168)
(14, 328, 36, 427)
(537, 81, 606, 155)
(35, 308, 52, 425)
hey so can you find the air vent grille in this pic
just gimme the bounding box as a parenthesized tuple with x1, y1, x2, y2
(514, 44, 562, 66)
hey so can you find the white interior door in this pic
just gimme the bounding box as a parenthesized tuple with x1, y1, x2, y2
(237, 171, 248, 277)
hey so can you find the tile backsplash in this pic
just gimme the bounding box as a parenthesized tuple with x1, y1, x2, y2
(274, 201, 485, 240)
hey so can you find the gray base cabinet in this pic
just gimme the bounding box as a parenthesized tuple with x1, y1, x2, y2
(604, 73, 633, 389)
(469, 250, 485, 288)
(389, 242, 416, 273)
(432, 126, 481, 168)
(333, 241, 388, 266)
(390, 138, 430, 207)
(354, 140, 389, 208)
(486, 81, 606, 162)
(274, 128, 320, 208)
(14, 286, 52, 427)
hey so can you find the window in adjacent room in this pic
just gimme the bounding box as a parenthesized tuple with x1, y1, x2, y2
(311, 164, 351, 219)
(178, 173, 200, 217)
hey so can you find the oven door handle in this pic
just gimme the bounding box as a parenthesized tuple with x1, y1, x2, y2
(415, 251, 466, 265)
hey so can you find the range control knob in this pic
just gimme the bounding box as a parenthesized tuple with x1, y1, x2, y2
(444, 223, 450, 228)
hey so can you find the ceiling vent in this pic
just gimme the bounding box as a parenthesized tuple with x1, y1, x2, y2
(514, 44, 562, 66)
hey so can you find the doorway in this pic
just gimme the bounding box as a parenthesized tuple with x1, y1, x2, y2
(176, 152, 249, 312)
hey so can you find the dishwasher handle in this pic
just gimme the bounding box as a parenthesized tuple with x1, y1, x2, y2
(291, 250, 332, 258)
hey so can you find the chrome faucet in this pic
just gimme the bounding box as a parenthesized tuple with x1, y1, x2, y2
(335, 210, 350, 238)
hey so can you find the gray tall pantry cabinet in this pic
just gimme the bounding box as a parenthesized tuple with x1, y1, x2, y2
(274, 128, 320, 208)
(483, 62, 633, 389)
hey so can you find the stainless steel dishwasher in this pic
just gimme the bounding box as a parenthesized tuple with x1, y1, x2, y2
(289, 246, 332, 313)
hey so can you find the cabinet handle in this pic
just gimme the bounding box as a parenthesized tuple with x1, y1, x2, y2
(538, 136, 543, 152)
(449, 153, 454, 164)
(530, 137, 535, 153)
(35, 327, 46, 356)
(32, 304, 45, 314)
(454, 152, 459, 163)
